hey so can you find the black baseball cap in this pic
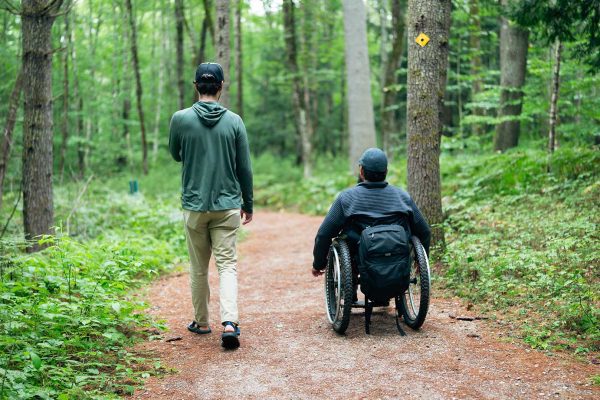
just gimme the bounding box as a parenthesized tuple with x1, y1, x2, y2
(358, 148, 388, 173)
(195, 62, 224, 83)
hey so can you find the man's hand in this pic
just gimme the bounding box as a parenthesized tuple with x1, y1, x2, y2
(312, 267, 324, 277)
(240, 210, 253, 225)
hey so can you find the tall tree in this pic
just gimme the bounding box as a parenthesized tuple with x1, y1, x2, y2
(215, 0, 230, 108)
(0, 69, 23, 211)
(469, 0, 484, 135)
(125, 0, 148, 174)
(283, 0, 312, 177)
(343, 0, 376, 172)
(510, 0, 600, 151)
(20, 0, 64, 251)
(83, 1, 102, 172)
(406, 0, 451, 250)
(175, 0, 185, 109)
(153, 0, 167, 162)
(548, 39, 562, 153)
(235, 0, 243, 117)
(511, 0, 600, 72)
(71, 20, 85, 178)
(493, 0, 529, 152)
(58, 2, 71, 181)
(381, 0, 406, 154)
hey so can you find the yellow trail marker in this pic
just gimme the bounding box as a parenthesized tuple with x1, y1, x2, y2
(416, 33, 430, 47)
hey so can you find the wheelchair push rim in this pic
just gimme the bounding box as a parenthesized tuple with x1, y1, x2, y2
(324, 245, 342, 324)
(399, 236, 431, 329)
(324, 239, 353, 333)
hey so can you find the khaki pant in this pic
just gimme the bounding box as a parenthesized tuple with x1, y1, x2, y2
(183, 209, 241, 326)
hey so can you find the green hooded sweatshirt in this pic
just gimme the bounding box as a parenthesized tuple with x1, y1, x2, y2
(169, 101, 253, 214)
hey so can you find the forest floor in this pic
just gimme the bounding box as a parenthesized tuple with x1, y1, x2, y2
(130, 211, 599, 400)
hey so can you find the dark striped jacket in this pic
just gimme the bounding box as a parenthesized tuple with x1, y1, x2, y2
(312, 181, 431, 270)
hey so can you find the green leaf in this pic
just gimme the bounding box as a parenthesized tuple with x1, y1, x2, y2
(111, 302, 121, 314)
(30, 352, 42, 370)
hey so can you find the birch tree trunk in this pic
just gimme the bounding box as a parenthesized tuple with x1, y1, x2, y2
(494, 1, 529, 152)
(125, 0, 148, 175)
(343, 0, 376, 173)
(153, 0, 167, 163)
(21, 0, 64, 251)
(216, 0, 231, 108)
(0, 69, 23, 211)
(548, 39, 562, 154)
(406, 0, 451, 250)
(175, 0, 185, 109)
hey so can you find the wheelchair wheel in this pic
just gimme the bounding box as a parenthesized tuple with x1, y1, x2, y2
(324, 239, 353, 334)
(399, 236, 431, 330)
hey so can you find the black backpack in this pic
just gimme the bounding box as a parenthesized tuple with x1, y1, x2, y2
(358, 224, 411, 302)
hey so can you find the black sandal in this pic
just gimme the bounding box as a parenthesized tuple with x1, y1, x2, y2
(187, 321, 212, 335)
(221, 321, 240, 349)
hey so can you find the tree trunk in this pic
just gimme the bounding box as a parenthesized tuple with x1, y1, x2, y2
(125, 0, 148, 175)
(70, 15, 85, 178)
(299, 0, 315, 178)
(175, 0, 185, 110)
(283, 0, 312, 177)
(381, 0, 405, 155)
(59, 3, 71, 181)
(343, 0, 377, 173)
(21, 0, 63, 252)
(84, 5, 102, 174)
(153, 0, 167, 163)
(494, 2, 529, 152)
(469, 0, 484, 135)
(235, 0, 243, 118)
(548, 39, 562, 154)
(0, 69, 23, 211)
(406, 0, 451, 251)
(203, 0, 215, 44)
(120, 3, 132, 169)
(215, 0, 230, 108)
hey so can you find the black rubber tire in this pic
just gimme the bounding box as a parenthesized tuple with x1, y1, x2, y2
(400, 236, 431, 330)
(324, 239, 354, 334)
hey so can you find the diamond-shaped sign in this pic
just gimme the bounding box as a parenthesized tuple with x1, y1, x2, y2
(416, 33, 430, 47)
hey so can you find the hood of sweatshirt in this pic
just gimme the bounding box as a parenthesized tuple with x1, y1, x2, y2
(192, 101, 228, 127)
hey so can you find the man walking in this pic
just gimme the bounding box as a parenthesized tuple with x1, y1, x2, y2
(169, 62, 253, 349)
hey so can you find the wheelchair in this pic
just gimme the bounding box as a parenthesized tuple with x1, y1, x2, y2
(324, 235, 430, 335)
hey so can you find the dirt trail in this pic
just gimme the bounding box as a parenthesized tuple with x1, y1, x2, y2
(132, 211, 598, 399)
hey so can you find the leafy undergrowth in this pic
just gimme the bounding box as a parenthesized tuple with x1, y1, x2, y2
(253, 146, 600, 356)
(0, 186, 186, 399)
(441, 147, 599, 355)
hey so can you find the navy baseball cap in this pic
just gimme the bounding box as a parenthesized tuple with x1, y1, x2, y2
(358, 148, 388, 173)
(195, 62, 224, 83)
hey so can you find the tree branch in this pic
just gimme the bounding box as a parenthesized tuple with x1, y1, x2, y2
(66, 174, 94, 235)
(182, 12, 200, 56)
(0, 189, 21, 240)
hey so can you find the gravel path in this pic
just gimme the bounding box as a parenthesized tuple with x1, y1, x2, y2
(131, 211, 599, 399)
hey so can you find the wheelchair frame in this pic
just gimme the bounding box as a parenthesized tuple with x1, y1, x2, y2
(324, 236, 431, 335)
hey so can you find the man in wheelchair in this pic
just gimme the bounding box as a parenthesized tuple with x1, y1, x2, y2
(311, 148, 431, 306)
